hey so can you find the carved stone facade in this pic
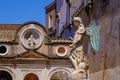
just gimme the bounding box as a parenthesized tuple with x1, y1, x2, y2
(0, 60, 72, 80)
(0, 22, 73, 80)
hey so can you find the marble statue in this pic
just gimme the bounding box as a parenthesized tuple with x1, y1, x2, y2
(28, 34, 36, 47)
(69, 17, 100, 80)
(69, 17, 89, 76)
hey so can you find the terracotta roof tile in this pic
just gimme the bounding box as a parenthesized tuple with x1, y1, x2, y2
(0, 24, 21, 42)
(47, 38, 72, 44)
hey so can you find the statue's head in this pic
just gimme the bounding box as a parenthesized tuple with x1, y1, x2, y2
(30, 34, 33, 38)
(73, 17, 82, 26)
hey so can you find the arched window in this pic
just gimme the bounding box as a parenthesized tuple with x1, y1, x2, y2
(0, 71, 13, 80)
(23, 73, 39, 80)
(20, 24, 43, 49)
(50, 71, 69, 80)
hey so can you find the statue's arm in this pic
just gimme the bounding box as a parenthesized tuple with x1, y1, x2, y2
(70, 32, 84, 47)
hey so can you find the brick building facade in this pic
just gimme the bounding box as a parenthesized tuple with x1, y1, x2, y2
(45, 0, 120, 80)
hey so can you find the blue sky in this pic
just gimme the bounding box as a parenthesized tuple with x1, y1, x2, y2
(0, 0, 54, 26)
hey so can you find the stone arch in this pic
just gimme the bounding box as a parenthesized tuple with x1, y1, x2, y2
(23, 72, 40, 80)
(0, 67, 15, 80)
(47, 67, 72, 80)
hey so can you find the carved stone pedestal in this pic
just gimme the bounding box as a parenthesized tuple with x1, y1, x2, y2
(68, 75, 91, 80)
(68, 70, 90, 80)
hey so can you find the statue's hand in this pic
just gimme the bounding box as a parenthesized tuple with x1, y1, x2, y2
(70, 44, 74, 47)
(70, 43, 75, 48)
